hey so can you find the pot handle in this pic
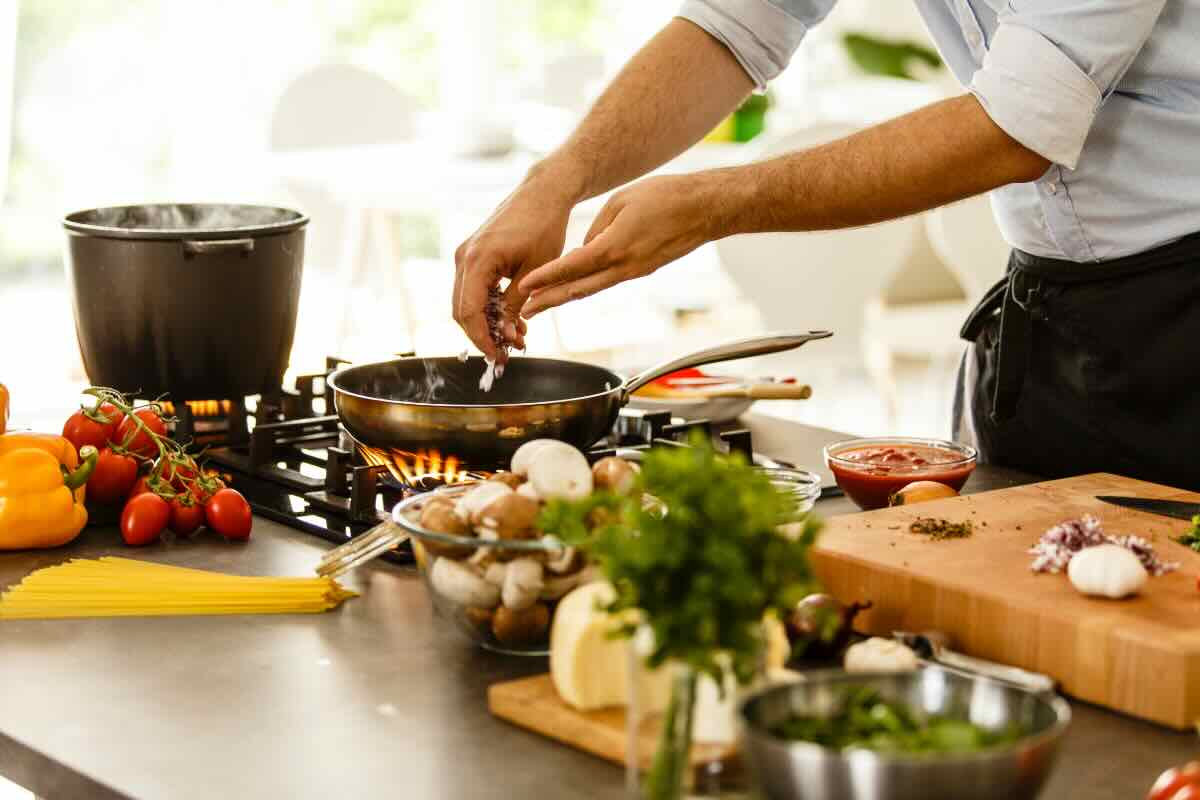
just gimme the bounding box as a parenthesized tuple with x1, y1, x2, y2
(620, 331, 833, 400)
(182, 238, 255, 257)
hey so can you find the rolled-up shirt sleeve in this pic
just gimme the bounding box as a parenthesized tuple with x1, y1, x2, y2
(970, 0, 1167, 170)
(676, 0, 833, 89)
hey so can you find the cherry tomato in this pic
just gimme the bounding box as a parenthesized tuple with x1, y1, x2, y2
(115, 408, 168, 459)
(120, 493, 170, 546)
(169, 497, 205, 535)
(205, 488, 252, 540)
(1149, 763, 1200, 800)
(88, 448, 140, 505)
(62, 402, 123, 453)
(127, 475, 153, 500)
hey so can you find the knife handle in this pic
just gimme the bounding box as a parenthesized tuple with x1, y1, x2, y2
(934, 650, 1057, 695)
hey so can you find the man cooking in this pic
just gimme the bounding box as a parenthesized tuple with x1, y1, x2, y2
(452, 1, 1200, 488)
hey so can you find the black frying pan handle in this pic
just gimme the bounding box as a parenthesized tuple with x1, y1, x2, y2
(620, 331, 833, 400)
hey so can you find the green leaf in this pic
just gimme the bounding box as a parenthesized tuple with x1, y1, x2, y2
(842, 32, 942, 81)
(558, 434, 822, 688)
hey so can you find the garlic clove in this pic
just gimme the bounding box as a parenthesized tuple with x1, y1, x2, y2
(1068, 543, 1147, 599)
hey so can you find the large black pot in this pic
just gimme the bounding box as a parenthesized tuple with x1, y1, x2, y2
(64, 203, 307, 399)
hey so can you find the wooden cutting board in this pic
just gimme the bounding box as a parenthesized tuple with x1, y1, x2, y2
(812, 472, 1200, 729)
(488, 674, 737, 769)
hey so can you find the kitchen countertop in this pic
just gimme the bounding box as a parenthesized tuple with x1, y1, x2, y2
(0, 414, 1194, 799)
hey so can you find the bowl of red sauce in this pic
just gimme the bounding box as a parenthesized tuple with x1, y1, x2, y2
(824, 437, 977, 510)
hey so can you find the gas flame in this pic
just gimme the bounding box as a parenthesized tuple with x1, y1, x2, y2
(359, 446, 488, 489)
(161, 400, 234, 418)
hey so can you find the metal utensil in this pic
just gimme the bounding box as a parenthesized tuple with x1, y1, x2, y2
(893, 631, 1056, 695)
(316, 506, 411, 578)
(328, 331, 832, 462)
(636, 383, 813, 400)
(1096, 495, 1200, 521)
(739, 667, 1071, 800)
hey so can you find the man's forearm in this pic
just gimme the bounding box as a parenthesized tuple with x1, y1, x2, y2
(715, 94, 1051, 236)
(531, 18, 754, 204)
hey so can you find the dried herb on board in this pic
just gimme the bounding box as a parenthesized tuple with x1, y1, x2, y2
(909, 517, 973, 540)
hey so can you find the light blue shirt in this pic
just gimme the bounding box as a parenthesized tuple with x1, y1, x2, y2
(678, 0, 1200, 262)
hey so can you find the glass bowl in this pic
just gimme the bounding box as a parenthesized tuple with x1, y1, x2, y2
(824, 437, 977, 510)
(391, 484, 593, 656)
(757, 467, 823, 516)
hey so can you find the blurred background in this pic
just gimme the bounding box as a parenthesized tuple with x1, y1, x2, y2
(0, 0, 1008, 458)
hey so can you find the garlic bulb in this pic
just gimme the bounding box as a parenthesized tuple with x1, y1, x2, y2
(844, 637, 919, 673)
(1068, 544, 1147, 599)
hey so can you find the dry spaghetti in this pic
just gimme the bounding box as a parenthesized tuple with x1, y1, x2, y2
(0, 557, 357, 619)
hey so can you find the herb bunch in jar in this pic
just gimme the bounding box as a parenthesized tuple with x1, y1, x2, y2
(542, 434, 821, 800)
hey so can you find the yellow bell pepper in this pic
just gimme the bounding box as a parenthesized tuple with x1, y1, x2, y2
(0, 382, 9, 434)
(0, 433, 96, 550)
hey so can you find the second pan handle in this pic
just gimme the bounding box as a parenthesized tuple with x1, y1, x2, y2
(620, 331, 832, 401)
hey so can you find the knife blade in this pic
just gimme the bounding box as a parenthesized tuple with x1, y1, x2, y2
(1096, 496, 1200, 521)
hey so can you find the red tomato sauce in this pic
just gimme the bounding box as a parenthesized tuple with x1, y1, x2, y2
(828, 445, 975, 510)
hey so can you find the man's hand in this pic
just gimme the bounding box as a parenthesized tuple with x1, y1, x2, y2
(452, 170, 578, 362)
(519, 172, 729, 318)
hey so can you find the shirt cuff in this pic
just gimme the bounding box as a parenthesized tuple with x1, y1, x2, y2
(969, 23, 1101, 170)
(676, 0, 808, 90)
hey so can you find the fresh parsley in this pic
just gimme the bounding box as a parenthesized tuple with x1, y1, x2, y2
(1176, 515, 1200, 552)
(540, 437, 821, 800)
(542, 434, 822, 686)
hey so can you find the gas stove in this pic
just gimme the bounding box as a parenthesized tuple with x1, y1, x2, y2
(176, 357, 787, 565)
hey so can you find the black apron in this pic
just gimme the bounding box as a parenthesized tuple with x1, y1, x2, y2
(952, 231, 1200, 490)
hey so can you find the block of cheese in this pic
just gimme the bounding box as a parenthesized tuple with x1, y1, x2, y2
(550, 582, 671, 712)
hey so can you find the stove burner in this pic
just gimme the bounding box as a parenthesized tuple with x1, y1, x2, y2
(180, 356, 776, 567)
(359, 446, 491, 490)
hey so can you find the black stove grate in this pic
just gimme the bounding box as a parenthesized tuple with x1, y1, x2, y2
(181, 357, 771, 566)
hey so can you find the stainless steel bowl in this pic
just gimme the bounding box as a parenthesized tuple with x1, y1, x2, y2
(739, 668, 1070, 800)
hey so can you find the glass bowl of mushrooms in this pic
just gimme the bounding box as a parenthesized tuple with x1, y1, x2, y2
(391, 440, 639, 655)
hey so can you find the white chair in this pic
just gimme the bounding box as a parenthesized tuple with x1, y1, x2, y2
(268, 64, 420, 350)
(858, 194, 1010, 424)
(924, 194, 1010, 305)
(714, 124, 923, 370)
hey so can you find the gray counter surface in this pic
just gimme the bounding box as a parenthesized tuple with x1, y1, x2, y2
(0, 415, 1192, 799)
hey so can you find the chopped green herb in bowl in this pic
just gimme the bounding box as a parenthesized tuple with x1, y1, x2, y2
(769, 686, 1027, 755)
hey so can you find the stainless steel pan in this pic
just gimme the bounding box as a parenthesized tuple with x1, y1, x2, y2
(328, 331, 831, 461)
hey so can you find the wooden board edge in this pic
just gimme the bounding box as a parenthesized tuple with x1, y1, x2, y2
(487, 674, 738, 768)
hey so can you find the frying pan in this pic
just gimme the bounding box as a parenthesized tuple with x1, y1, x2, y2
(328, 331, 832, 462)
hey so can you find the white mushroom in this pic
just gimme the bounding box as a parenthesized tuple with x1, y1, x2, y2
(430, 558, 500, 608)
(844, 637, 919, 673)
(468, 528, 501, 568)
(516, 481, 541, 503)
(528, 443, 593, 501)
(454, 481, 513, 524)
(511, 439, 562, 477)
(502, 557, 545, 610)
(484, 561, 508, 587)
(592, 457, 637, 495)
(544, 546, 580, 575)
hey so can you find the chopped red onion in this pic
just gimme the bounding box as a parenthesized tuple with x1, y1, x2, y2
(478, 286, 510, 393)
(1029, 514, 1178, 576)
